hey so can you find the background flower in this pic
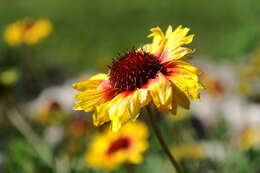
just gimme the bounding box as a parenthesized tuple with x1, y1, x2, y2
(4, 18, 52, 46)
(85, 122, 149, 171)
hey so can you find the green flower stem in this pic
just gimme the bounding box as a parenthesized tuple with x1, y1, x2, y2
(7, 109, 55, 171)
(146, 106, 183, 173)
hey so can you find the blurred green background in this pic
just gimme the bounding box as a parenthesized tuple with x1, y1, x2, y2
(1, 0, 260, 73)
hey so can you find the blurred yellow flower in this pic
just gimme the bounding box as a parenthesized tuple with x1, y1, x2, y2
(238, 127, 260, 151)
(171, 143, 204, 161)
(73, 25, 203, 131)
(0, 68, 19, 86)
(85, 122, 149, 171)
(4, 18, 52, 46)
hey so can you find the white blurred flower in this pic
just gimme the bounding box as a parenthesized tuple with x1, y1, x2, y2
(44, 125, 64, 147)
(191, 58, 238, 129)
(191, 57, 260, 138)
(26, 73, 95, 120)
(27, 83, 77, 117)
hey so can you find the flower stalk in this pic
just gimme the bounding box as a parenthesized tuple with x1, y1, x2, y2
(146, 105, 183, 173)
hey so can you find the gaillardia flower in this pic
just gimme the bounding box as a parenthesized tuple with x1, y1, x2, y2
(4, 18, 52, 46)
(85, 122, 149, 171)
(73, 25, 203, 131)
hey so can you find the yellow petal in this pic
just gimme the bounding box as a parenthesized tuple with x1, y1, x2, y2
(73, 89, 107, 112)
(148, 73, 173, 111)
(147, 27, 165, 55)
(166, 47, 194, 62)
(173, 67, 200, 82)
(138, 88, 151, 106)
(174, 61, 203, 75)
(93, 102, 110, 126)
(148, 27, 164, 39)
(108, 95, 131, 132)
(72, 73, 108, 91)
(170, 75, 202, 101)
(4, 21, 23, 46)
(128, 153, 143, 164)
(23, 19, 52, 45)
(165, 25, 173, 38)
(172, 83, 190, 109)
(148, 25, 195, 62)
(108, 89, 150, 132)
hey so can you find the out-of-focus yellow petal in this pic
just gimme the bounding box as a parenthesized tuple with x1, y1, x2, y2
(4, 18, 52, 46)
(23, 19, 52, 45)
(128, 153, 143, 164)
(4, 21, 23, 46)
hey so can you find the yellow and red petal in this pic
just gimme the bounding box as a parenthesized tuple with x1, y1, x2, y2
(73, 89, 107, 112)
(148, 73, 173, 112)
(23, 19, 52, 45)
(72, 73, 108, 91)
(148, 25, 194, 63)
(108, 89, 151, 132)
(72, 74, 113, 112)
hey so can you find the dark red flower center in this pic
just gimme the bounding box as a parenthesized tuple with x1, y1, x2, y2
(106, 137, 132, 156)
(109, 50, 164, 92)
(23, 22, 35, 34)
